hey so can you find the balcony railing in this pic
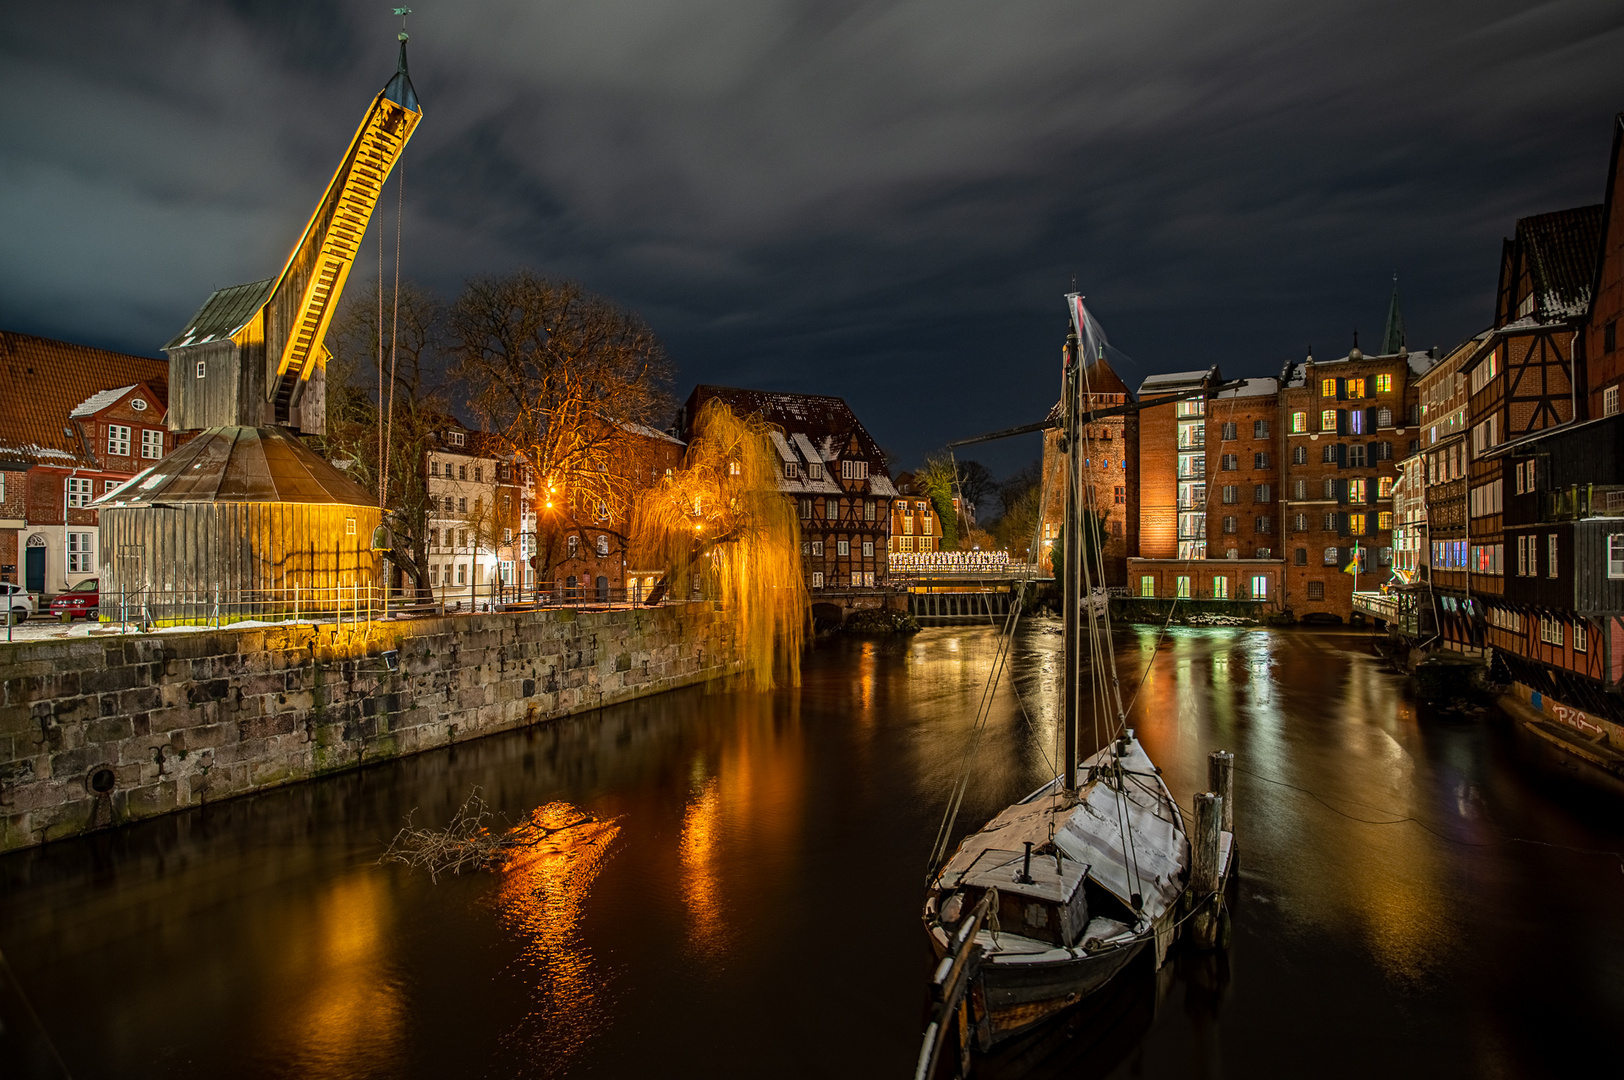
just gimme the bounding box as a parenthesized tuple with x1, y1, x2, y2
(1542, 485, 1624, 521)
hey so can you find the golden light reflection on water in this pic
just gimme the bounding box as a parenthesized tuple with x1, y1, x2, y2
(491, 803, 623, 1070)
(677, 693, 804, 965)
(1123, 627, 1458, 983)
(276, 871, 406, 1077)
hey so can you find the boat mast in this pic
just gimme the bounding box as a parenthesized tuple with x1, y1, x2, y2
(1062, 320, 1082, 793)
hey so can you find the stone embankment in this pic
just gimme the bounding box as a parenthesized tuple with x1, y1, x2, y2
(0, 603, 738, 853)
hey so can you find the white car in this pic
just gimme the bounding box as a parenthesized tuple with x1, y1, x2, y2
(3, 582, 34, 625)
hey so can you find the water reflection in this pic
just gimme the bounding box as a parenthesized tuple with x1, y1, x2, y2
(491, 803, 622, 1072)
(274, 872, 406, 1078)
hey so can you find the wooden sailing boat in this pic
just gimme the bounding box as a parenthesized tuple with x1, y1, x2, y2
(920, 297, 1233, 1064)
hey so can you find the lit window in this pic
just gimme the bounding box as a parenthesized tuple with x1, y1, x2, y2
(141, 429, 164, 459)
(1375, 373, 1393, 393)
(1291, 412, 1307, 434)
(1250, 574, 1268, 598)
(345, 518, 356, 535)
(1321, 378, 1336, 397)
(1321, 409, 1337, 431)
(1379, 477, 1394, 498)
(1349, 411, 1364, 435)
(1378, 512, 1393, 530)
(1323, 547, 1339, 565)
(1212, 577, 1228, 599)
(1349, 479, 1366, 502)
(107, 424, 131, 456)
(1350, 513, 1367, 534)
(1140, 576, 1154, 598)
(1176, 575, 1191, 598)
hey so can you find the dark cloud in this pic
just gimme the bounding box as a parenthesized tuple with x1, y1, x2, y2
(3, 1, 1620, 474)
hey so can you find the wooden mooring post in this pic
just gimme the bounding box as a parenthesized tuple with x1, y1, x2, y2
(1190, 791, 1224, 950)
(1208, 749, 1234, 835)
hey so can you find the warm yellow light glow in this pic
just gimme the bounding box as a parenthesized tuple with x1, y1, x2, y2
(632, 400, 809, 689)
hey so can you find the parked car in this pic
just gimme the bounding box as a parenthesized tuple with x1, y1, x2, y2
(3, 582, 34, 625)
(51, 579, 99, 622)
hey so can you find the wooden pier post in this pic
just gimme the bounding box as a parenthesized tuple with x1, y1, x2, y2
(1191, 791, 1223, 950)
(1208, 750, 1234, 835)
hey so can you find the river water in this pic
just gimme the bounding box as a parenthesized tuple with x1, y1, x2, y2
(3, 623, 1622, 1078)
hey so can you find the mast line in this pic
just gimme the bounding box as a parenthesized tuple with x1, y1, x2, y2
(944, 378, 1249, 449)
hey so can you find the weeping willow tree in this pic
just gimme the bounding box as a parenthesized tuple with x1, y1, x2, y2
(632, 400, 809, 689)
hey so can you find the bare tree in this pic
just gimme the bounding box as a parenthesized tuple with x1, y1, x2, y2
(314, 279, 447, 599)
(448, 271, 673, 580)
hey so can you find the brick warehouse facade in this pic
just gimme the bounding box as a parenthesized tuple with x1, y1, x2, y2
(1037, 351, 1138, 586)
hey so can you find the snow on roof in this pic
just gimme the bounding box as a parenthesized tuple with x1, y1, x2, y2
(1214, 377, 1278, 399)
(619, 420, 685, 446)
(1138, 370, 1210, 393)
(70, 385, 139, 418)
(868, 474, 900, 499)
(768, 430, 797, 462)
(790, 432, 824, 463)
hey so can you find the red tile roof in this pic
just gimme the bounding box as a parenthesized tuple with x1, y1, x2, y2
(0, 331, 169, 467)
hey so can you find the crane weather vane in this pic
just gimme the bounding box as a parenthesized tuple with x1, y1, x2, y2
(395, 7, 411, 40)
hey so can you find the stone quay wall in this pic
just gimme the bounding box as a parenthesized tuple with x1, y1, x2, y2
(0, 602, 739, 854)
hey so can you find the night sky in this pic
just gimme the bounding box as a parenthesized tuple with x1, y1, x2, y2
(3, 2, 1621, 475)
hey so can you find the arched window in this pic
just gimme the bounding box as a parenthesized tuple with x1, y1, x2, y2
(596, 535, 609, 556)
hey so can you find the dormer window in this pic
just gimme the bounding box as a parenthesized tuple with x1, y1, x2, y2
(785, 461, 799, 479)
(839, 460, 869, 480)
(808, 462, 824, 479)
(448, 431, 466, 447)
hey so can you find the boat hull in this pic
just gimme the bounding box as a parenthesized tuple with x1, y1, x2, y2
(975, 941, 1144, 1047)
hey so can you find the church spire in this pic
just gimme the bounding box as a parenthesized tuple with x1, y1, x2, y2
(1381, 273, 1405, 355)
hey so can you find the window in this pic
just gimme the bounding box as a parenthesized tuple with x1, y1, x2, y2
(1348, 411, 1364, 435)
(1221, 454, 1238, 471)
(811, 572, 825, 589)
(106, 424, 131, 456)
(1575, 621, 1589, 653)
(1378, 511, 1392, 531)
(1254, 452, 1270, 469)
(1225, 547, 1239, 559)
(1379, 476, 1393, 498)
(568, 535, 579, 557)
(1212, 576, 1228, 599)
(1347, 444, 1366, 468)
(141, 429, 163, 459)
(1350, 513, 1367, 535)
(1255, 516, 1272, 533)
(1324, 547, 1340, 565)
(811, 541, 824, 556)
(1375, 441, 1392, 461)
(1348, 378, 1365, 399)
(827, 499, 840, 519)
(474, 466, 483, 483)
(458, 497, 468, 514)
(1539, 616, 1563, 646)
(1291, 412, 1308, 434)
(1472, 416, 1499, 456)
(1222, 485, 1238, 504)
(1222, 515, 1237, 534)
(1293, 513, 1308, 532)
(456, 563, 467, 586)
(1606, 385, 1620, 417)
(785, 461, 800, 479)
(1253, 420, 1270, 439)
(345, 517, 356, 536)
(1522, 534, 1536, 576)
(1548, 534, 1558, 578)
(1140, 576, 1155, 598)
(1291, 480, 1307, 500)
(593, 535, 607, 556)
(1321, 409, 1338, 431)
(837, 539, 850, 556)
(1376, 408, 1393, 428)
(447, 431, 466, 447)
(1610, 534, 1624, 578)
(1254, 484, 1271, 503)
(1292, 445, 1308, 465)
(474, 497, 483, 516)
(1348, 479, 1366, 502)
(67, 532, 93, 572)
(1307, 580, 1325, 600)
(459, 529, 469, 548)
(1250, 575, 1268, 598)
(1115, 485, 1126, 505)
(800, 498, 812, 520)
(808, 462, 824, 479)
(1294, 547, 1307, 565)
(1607, 319, 1618, 353)
(66, 477, 93, 507)
(103, 479, 119, 494)
(1375, 373, 1393, 394)
(1255, 547, 1272, 559)
(1324, 513, 1337, 531)
(861, 539, 874, 558)
(1176, 576, 1191, 598)
(728, 461, 741, 476)
(457, 464, 467, 481)
(1321, 377, 1337, 397)
(1221, 422, 1238, 441)
(864, 499, 876, 521)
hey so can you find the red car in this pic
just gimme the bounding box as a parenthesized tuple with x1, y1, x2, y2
(51, 579, 99, 621)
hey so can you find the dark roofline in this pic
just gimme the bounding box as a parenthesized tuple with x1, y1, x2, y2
(1586, 111, 1624, 323)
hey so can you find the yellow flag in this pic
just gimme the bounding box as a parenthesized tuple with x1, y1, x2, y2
(1342, 560, 1359, 575)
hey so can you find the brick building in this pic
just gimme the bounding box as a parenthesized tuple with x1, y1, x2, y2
(1580, 111, 1624, 421)
(1036, 350, 1137, 585)
(0, 331, 180, 603)
(888, 472, 945, 555)
(677, 386, 897, 592)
